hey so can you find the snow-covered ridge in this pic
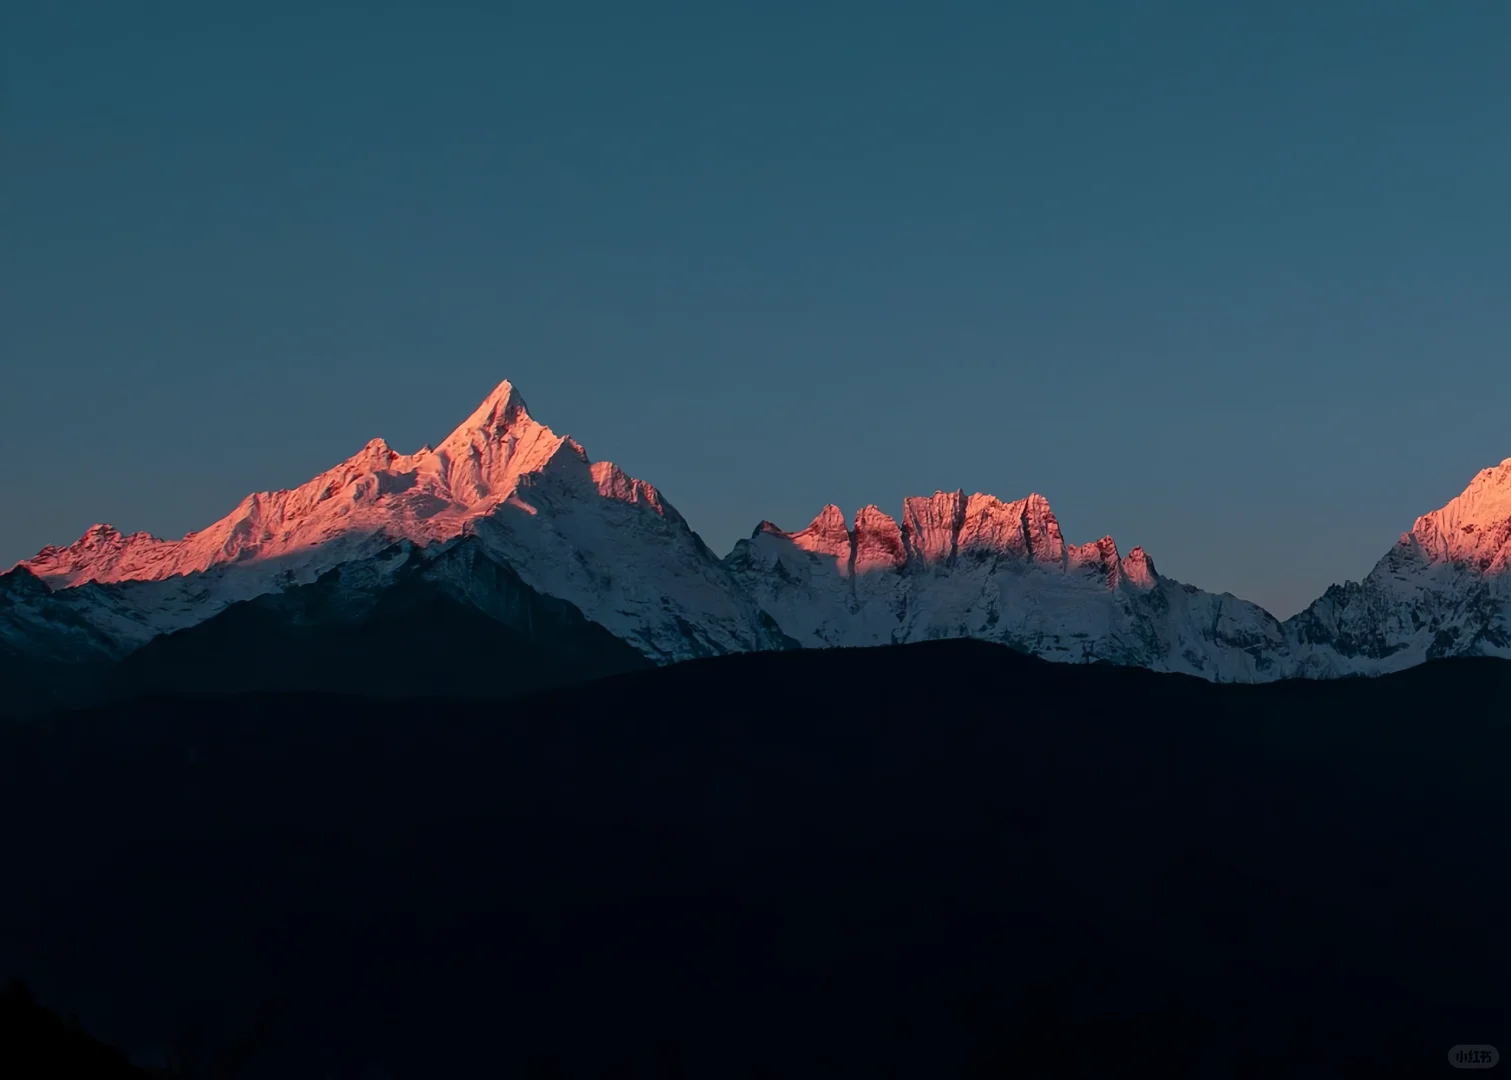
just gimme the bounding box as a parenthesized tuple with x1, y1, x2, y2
(738, 453, 1511, 679)
(1406, 457, 1511, 573)
(7, 379, 1511, 684)
(9, 381, 783, 664)
(752, 492, 1158, 588)
(20, 381, 670, 589)
(727, 492, 1288, 681)
(1281, 458, 1511, 676)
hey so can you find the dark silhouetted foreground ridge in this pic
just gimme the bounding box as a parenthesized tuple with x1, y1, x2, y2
(4, 641, 1508, 1076)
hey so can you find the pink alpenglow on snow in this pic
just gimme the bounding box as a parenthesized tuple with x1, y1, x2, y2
(783, 505, 855, 574)
(749, 489, 1153, 587)
(1404, 457, 1511, 574)
(902, 491, 969, 565)
(853, 506, 908, 573)
(717, 486, 1295, 680)
(18, 381, 675, 590)
(1280, 456, 1511, 679)
(1120, 546, 1157, 589)
(12, 377, 1511, 684)
(13, 380, 786, 664)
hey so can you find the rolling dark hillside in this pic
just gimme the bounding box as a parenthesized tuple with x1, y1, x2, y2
(105, 557, 655, 704)
(2, 640, 1507, 1076)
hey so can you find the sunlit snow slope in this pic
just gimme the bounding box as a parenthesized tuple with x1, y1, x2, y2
(6, 380, 1511, 688)
(725, 492, 1289, 681)
(9, 382, 789, 665)
(1284, 458, 1511, 675)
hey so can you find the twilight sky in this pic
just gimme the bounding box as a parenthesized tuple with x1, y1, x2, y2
(4, 2, 1509, 618)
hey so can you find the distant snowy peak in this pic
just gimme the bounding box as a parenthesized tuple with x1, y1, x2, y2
(1403, 457, 1511, 574)
(959, 493, 1055, 561)
(728, 488, 1279, 681)
(1281, 456, 1511, 677)
(22, 525, 164, 587)
(747, 490, 1157, 589)
(854, 506, 907, 573)
(16, 379, 674, 589)
(1120, 546, 1158, 588)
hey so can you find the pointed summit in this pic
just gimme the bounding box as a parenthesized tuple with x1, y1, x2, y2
(800, 505, 851, 543)
(807, 504, 849, 534)
(853, 505, 906, 572)
(16, 379, 607, 587)
(430, 379, 574, 503)
(791, 504, 854, 565)
(1019, 493, 1066, 565)
(1068, 535, 1123, 586)
(445, 380, 532, 444)
(1121, 546, 1157, 588)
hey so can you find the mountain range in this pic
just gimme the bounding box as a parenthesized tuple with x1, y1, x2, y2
(4, 379, 1510, 708)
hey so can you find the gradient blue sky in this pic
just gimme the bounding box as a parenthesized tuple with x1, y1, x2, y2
(5, 2, 1509, 617)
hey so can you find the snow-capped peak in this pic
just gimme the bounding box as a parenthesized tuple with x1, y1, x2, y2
(790, 505, 854, 568)
(725, 486, 1278, 681)
(22, 525, 163, 586)
(903, 491, 968, 566)
(8, 379, 789, 667)
(1121, 546, 1157, 588)
(1406, 457, 1511, 573)
(14, 380, 646, 589)
(908, 490, 1067, 567)
(1281, 455, 1511, 677)
(853, 505, 907, 572)
(438, 380, 534, 454)
(805, 504, 851, 539)
(11, 377, 1510, 691)
(742, 489, 1140, 584)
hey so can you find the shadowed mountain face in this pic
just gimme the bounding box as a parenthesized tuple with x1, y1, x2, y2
(107, 540, 654, 703)
(3, 641, 1507, 1077)
(0, 644, 50, 715)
